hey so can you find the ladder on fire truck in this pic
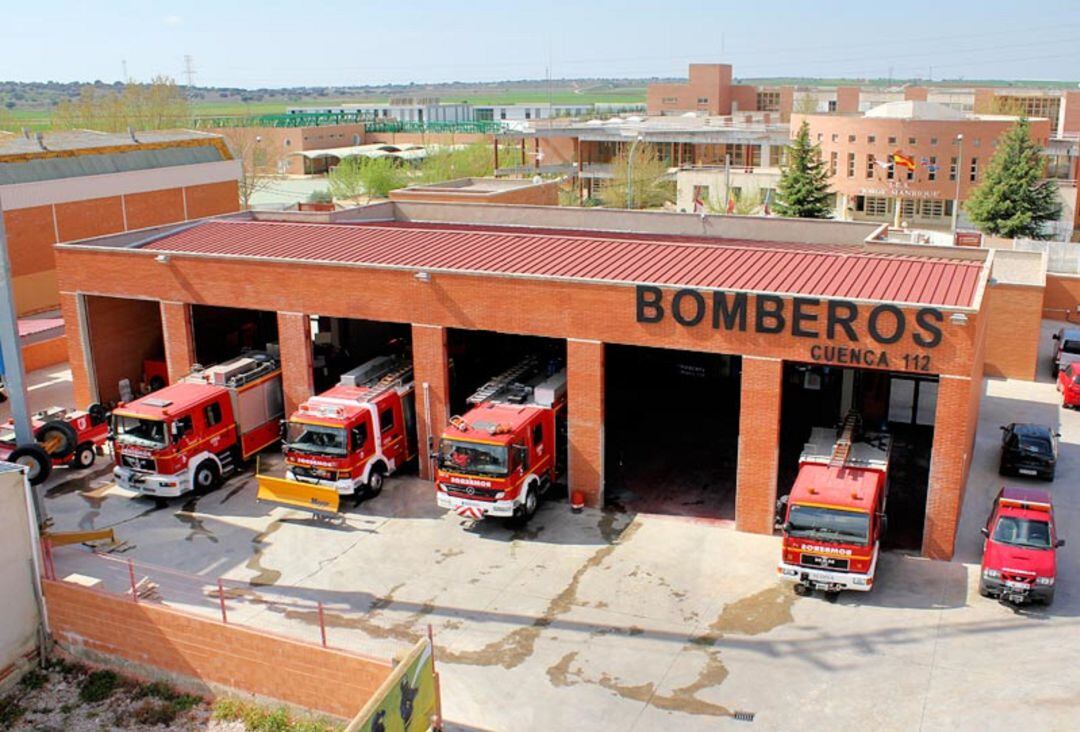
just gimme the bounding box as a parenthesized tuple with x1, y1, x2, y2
(356, 358, 413, 401)
(466, 356, 542, 405)
(829, 411, 862, 468)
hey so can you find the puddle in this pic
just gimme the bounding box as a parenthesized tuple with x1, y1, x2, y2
(439, 519, 642, 670)
(175, 496, 218, 544)
(45, 464, 114, 499)
(246, 520, 283, 586)
(434, 548, 463, 565)
(709, 584, 797, 637)
(218, 482, 247, 505)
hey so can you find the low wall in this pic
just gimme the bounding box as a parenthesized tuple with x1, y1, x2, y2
(22, 335, 67, 372)
(983, 283, 1043, 380)
(1044, 272, 1080, 320)
(43, 580, 392, 719)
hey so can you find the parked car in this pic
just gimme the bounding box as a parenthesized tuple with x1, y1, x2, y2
(1058, 363, 1080, 408)
(1051, 326, 1080, 377)
(980, 487, 1063, 606)
(999, 423, 1057, 481)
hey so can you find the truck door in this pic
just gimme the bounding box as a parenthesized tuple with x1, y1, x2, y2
(351, 415, 372, 464)
(378, 401, 403, 462)
(400, 389, 418, 458)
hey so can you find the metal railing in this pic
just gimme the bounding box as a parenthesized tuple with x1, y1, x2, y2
(191, 112, 507, 133)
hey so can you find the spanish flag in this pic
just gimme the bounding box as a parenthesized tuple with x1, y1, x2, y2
(891, 151, 917, 171)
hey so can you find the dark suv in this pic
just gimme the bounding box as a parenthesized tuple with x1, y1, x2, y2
(999, 423, 1058, 481)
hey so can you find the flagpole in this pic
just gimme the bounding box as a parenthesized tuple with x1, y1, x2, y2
(951, 133, 964, 234)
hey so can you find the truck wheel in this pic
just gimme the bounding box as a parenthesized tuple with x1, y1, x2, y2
(366, 467, 385, 498)
(74, 442, 96, 469)
(9, 445, 52, 485)
(793, 583, 811, 597)
(35, 420, 78, 460)
(192, 461, 220, 495)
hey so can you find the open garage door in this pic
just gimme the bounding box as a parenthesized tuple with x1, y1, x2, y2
(776, 363, 936, 552)
(310, 317, 411, 393)
(445, 329, 565, 415)
(605, 346, 740, 521)
(82, 295, 165, 405)
(190, 305, 278, 367)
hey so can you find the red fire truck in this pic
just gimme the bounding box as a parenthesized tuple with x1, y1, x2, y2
(256, 355, 417, 515)
(435, 356, 566, 525)
(777, 412, 891, 596)
(111, 353, 284, 497)
(0, 405, 111, 484)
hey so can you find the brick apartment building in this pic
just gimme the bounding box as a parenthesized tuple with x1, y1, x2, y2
(52, 201, 1048, 561)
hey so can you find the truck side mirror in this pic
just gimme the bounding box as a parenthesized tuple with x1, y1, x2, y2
(1057, 539, 1066, 548)
(1052, 333, 1060, 340)
(980, 527, 990, 538)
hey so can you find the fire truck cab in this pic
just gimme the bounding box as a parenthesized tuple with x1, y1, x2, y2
(777, 412, 891, 596)
(435, 357, 566, 524)
(256, 355, 417, 515)
(112, 353, 283, 498)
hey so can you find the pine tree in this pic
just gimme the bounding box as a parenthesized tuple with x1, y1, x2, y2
(774, 121, 833, 219)
(965, 118, 1062, 239)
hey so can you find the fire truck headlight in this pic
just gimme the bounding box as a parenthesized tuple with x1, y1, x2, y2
(852, 577, 868, 586)
(1036, 576, 1055, 586)
(495, 492, 505, 499)
(983, 568, 1001, 579)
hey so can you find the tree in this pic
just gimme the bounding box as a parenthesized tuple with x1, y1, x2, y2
(964, 118, 1062, 239)
(598, 142, 674, 210)
(418, 141, 496, 183)
(773, 120, 832, 219)
(218, 127, 283, 209)
(793, 94, 818, 115)
(52, 76, 190, 132)
(328, 156, 407, 201)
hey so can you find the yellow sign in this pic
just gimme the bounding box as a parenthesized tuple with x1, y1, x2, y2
(347, 635, 441, 732)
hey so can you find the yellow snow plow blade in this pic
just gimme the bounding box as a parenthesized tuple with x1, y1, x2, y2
(256, 473, 341, 517)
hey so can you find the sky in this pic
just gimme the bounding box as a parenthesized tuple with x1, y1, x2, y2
(4, 0, 1080, 88)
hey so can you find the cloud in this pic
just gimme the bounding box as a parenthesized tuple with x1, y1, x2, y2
(164, 15, 183, 26)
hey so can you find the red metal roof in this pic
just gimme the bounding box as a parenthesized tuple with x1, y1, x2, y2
(140, 220, 984, 307)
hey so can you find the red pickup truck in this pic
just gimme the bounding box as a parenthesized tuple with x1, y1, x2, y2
(980, 487, 1063, 606)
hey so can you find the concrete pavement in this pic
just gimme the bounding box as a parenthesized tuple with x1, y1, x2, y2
(35, 324, 1080, 730)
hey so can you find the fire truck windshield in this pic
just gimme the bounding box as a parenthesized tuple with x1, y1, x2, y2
(439, 439, 509, 476)
(992, 517, 1052, 549)
(113, 415, 167, 448)
(285, 422, 348, 456)
(787, 504, 870, 546)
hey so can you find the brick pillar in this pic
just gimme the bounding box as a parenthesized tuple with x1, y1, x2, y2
(923, 375, 975, 560)
(276, 312, 314, 417)
(567, 338, 604, 508)
(736, 356, 783, 534)
(412, 324, 450, 481)
(160, 301, 195, 383)
(60, 292, 95, 407)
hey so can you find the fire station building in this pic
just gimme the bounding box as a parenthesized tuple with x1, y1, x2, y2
(53, 202, 1042, 561)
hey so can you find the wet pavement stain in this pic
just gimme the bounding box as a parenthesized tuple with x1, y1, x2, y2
(44, 464, 114, 499)
(710, 583, 798, 637)
(218, 481, 248, 505)
(246, 520, 284, 586)
(434, 548, 464, 565)
(439, 519, 642, 670)
(176, 497, 219, 544)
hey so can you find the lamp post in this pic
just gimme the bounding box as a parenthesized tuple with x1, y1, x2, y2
(625, 134, 644, 209)
(951, 133, 964, 233)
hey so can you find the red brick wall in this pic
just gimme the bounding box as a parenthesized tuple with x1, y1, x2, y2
(85, 295, 164, 404)
(983, 284, 1043, 380)
(567, 339, 604, 507)
(278, 312, 315, 416)
(55, 196, 126, 243)
(1043, 273, 1080, 319)
(904, 87, 929, 102)
(161, 301, 196, 383)
(60, 293, 93, 407)
(835, 87, 861, 114)
(124, 188, 186, 231)
(924, 375, 977, 559)
(22, 336, 67, 372)
(184, 181, 241, 218)
(735, 357, 782, 533)
(731, 85, 758, 112)
(4, 205, 56, 277)
(412, 324, 450, 481)
(43, 580, 391, 719)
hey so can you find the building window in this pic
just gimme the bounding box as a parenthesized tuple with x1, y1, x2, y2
(908, 137, 916, 145)
(756, 91, 781, 111)
(866, 154, 876, 178)
(900, 199, 917, 218)
(848, 134, 856, 143)
(662, 96, 678, 103)
(525, 110, 531, 119)
(831, 133, 839, 142)
(921, 200, 946, 217)
(500, 110, 506, 120)
(829, 151, 838, 176)
(865, 197, 889, 217)
(950, 156, 958, 181)
(887, 161, 894, 180)
(888, 136, 897, 145)
(930, 137, 938, 146)
(868, 135, 876, 144)
(928, 155, 937, 181)
(847, 152, 856, 177)
(697, 97, 709, 104)
(907, 165, 914, 181)
(827, 100, 837, 112)
(970, 157, 978, 181)
(817, 133, 823, 141)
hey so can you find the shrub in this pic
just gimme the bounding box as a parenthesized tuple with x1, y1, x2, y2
(130, 699, 180, 727)
(79, 669, 119, 703)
